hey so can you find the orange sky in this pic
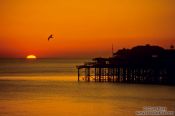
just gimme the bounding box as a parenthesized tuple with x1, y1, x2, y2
(0, 0, 175, 58)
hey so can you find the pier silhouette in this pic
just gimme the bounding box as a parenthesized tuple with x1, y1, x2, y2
(77, 44, 175, 85)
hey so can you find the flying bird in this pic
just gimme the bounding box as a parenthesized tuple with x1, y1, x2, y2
(48, 34, 54, 41)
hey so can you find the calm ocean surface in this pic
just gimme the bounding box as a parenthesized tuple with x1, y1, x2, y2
(0, 58, 88, 77)
(0, 59, 174, 116)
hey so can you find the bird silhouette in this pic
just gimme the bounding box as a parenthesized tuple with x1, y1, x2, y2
(48, 34, 54, 41)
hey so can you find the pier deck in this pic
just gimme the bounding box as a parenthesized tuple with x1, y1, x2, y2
(76, 45, 175, 85)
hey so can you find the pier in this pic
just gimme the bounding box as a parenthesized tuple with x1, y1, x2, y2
(77, 45, 175, 85)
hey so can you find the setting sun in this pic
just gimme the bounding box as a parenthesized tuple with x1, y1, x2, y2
(26, 55, 37, 59)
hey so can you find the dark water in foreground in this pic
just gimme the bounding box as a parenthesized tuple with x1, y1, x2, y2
(0, 59, 174, 116)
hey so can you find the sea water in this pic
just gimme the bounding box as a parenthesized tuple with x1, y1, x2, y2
(0, 59, 174, 116)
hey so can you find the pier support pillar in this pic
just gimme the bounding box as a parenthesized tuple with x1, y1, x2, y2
(85, 67, 90, 82)
(99, 68, 101, 82)
(78, 68, 80, 82)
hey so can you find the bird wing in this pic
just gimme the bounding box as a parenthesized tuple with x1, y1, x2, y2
(48, 35, 53, 41)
